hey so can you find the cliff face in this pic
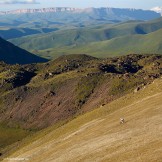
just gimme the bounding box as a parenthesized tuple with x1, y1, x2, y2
(0, 7, 77, 15)
(0, 7, 160, 21)
(0, 7, 160, 28)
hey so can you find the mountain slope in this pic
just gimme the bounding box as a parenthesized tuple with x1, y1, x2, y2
(32, 27, 162, 59)
(0, 54, 161, 149)
(4, 78, 162, 162)
(60, 28, 162, 57)
(0, 27, 58, 40)
(10, 17, 162, 50)
(0, 54, 161, 159)
(0, 54, 161, 129)
(0, 37, 48, 64)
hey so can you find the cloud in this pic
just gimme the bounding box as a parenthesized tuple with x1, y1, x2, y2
(0, 0, 39, 4)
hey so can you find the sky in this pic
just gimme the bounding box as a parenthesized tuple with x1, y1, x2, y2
(0, 0, 162, 11)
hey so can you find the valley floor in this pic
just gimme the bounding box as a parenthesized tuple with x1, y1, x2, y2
(2, 79, 162, 162)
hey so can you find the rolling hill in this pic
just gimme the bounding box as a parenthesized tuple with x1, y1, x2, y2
(9, 17, 162, 59)
(0, 37, 48, 64)
(0, 27, 58, 40)
(54, 28, 162, 58)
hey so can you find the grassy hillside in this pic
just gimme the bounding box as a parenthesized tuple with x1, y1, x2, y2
(9, 17, 162, 59)
(34, 28, 162, 59)
(10, 18, 162, 50)
(0, 54, 161, 158)
(0, 124, 30, 149)
(57, 28, 162, 57)
(0, 37, 48, 64)
(3, 77, 162, 162)
(0, 27, 58, 40)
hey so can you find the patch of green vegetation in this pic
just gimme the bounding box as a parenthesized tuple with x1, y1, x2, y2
(0, 124, 31, 149)
(47, 72, 79, 90)
(28, 54, 96, 88)
(109, 76, 145, 96)
(29, 26, 162, 60)
(75, 74, 101, 107)
(0, 27, 58, 40)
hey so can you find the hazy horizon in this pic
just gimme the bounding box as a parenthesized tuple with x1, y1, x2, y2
(0, 0, 162, 11)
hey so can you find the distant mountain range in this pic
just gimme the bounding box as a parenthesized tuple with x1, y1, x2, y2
(0, 7, 160, 28)
(0, 37, 48, 64)
(0, 7, 160, 20)
(0, 7, 77, 15)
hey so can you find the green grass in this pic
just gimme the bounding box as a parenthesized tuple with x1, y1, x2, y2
(0, 27, 58, 40)
(75, 74, 101, 107)
(109, 76, 145, 96)
(0, 124, 30, 149)
(38, 28, 162, 59)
